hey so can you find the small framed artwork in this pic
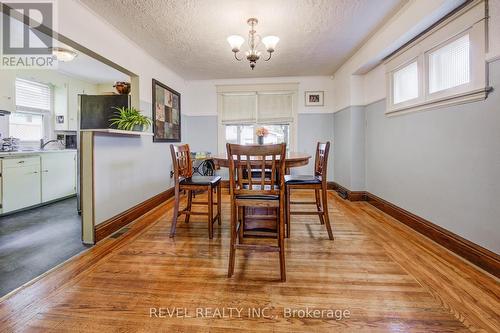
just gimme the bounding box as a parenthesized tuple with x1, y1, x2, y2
(152, 79, 181, 142)
(56, 115, 65, 124)
(305, 91, 324, 106)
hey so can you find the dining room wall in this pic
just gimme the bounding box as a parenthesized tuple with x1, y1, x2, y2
(329, 0, 500, 254)
(363, 59, 500, 254)
(184, 76, 336, 180)
(332, 106, 366, 191)
(56, 0, 188, 224)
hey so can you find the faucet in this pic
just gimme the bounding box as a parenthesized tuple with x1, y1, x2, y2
(40, 138, 61, 150)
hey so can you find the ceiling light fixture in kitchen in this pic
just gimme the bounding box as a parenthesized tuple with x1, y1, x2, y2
(51, 47, 78, 62)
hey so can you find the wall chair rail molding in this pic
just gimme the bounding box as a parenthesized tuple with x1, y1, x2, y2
(330, 185, 500, 278)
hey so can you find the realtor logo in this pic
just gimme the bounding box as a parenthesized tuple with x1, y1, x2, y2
(1, 1, 56, 69)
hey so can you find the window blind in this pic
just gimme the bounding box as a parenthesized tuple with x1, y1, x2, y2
(220, 93, 256, 124)
(257, 92, 293, 123)
(428, 34, 470, 94)
(220, 91, 295, 124)
(393, 61, 418, 104)
(15, 78, 52, 113)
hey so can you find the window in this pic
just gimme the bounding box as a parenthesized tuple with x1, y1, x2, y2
(225, 124, 290, 146)
(10, 78, 52, 141)
(428, 34, 470, 94)
(385, 1, 487, 115)
(9, 113, 44, 141)
(217, 84, 298, 153)
(393, 61, 419, 104)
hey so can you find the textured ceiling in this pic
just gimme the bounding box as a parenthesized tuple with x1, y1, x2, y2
(57, 48, 129, 84)
(80, 0, 404, 80)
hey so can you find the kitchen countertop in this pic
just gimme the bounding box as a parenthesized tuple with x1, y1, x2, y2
(0, 149, 77, 157)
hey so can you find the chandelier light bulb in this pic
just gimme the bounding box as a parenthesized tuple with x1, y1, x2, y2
(227, 35, 245, 52)
(262, 36, 280, 52)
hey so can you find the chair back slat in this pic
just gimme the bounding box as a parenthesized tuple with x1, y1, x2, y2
(261, 158, 266, 188)
(314, 141, 330, 180)
(170, 144, 193, 183)
(227, 143, 286, 196)
(246, 156, 252, 190)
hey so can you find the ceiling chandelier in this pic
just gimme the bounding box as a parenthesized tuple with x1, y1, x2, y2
(227, 18, 279, 70)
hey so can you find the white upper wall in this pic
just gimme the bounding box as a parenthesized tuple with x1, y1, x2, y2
(487, 0, 500, 61)
(184, 76, 335, 116)
(53, 0, 189, 223)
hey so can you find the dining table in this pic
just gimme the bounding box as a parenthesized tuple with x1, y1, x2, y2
(211, 151, 312, 174)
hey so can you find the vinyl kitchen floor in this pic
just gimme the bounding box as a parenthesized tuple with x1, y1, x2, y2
(0, 197, 90, 297)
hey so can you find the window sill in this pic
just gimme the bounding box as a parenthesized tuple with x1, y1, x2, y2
(386, 87, 491, 116)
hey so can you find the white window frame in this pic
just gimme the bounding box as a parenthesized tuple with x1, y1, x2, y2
(385, 0, 488, 115)
(216, 83, 298, 153)
(389, 57, 423, 109)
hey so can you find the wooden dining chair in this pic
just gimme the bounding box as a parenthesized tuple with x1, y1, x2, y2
(227, 143, 287, 282)
(285, 142, 333, 240)
(170, 144, 222, 239)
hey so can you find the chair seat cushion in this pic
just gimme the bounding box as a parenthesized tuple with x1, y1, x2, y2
(181, 176, 221, 186)
(284, 175, 321, 184)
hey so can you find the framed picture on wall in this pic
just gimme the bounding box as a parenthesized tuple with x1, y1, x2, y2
(152, 79, 181, 142)
(305, 91, 324, 106)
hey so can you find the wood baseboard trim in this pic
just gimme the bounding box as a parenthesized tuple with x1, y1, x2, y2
(94, 188, 175, 242)
(364, 192, 500, 278)
(329, 181, 499, 277)
(329, 182, 366, 201)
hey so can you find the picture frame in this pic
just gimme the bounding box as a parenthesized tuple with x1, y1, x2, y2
(305, 91, 324, 106)
(152, 79, 181, 142)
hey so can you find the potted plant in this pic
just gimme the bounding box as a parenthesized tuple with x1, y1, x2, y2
(109, 106, 152, 131)
(255, 127, 269, 145)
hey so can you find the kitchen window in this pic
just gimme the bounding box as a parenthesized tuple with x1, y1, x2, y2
(385, 1, 488, 115)
(9, 112, 44, 141)
(217, 84, 298, 153)
(10, 78, 52, 141)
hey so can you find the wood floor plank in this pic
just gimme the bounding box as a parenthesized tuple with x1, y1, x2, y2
(0, 191, 498, 332)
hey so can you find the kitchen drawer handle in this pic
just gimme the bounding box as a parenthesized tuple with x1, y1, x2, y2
(33, 171, 38, 174)
(18, 160, 25, 164)
(43, 170, 49, 172)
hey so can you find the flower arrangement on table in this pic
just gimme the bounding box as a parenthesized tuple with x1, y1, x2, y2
(255, 127, 269, 144)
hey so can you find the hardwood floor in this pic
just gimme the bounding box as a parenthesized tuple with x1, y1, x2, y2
(0, 190, 498, 332)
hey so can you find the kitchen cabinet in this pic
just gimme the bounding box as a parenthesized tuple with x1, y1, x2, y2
(0, 71, 15, 112)
(2, 156, 41, 213)
(41, 152, 77, 202)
